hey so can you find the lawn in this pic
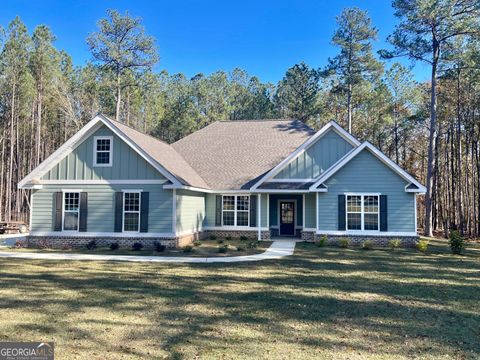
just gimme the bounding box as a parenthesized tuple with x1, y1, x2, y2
(0, 239, 478, 359)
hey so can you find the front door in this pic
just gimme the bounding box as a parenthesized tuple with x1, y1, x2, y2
(279, 201, 295, 236)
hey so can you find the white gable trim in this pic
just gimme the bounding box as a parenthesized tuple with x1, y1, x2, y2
(250, 121, 360, 190)
(18, 114, 182, 189)
(309, 142, 426, 193)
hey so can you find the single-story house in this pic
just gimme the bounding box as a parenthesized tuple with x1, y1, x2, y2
(19, 114, 426, 248)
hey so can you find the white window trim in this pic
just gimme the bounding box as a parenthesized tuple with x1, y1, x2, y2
(221, 195, 250, 228)
(62, 191, 81, 232)
(122, 190, 141, 233)
(345, 193, 380, 232)
(93, 136, 113, 167)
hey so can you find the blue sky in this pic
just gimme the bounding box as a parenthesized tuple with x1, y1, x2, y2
(1, 0, 429, 83)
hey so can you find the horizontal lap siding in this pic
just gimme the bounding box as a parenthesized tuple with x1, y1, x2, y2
(31, 184, 173, 233)
(304, 193, 316, 228)
(318, 149, 415, 232)
(176, 190, 205, 234)
(274, 130, 353, 179)
(42, 126, 164, 181)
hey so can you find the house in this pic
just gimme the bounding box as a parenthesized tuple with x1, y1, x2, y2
(18, 114, 426, 248)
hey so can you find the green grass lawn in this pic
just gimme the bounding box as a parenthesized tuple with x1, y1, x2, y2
(0, 238, 478, 359)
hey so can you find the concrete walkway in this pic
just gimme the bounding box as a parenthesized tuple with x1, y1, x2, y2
(0, 240, 297, 263)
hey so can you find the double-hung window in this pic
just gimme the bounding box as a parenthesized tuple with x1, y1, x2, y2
(63, 192, 80, 231)
(94, 136, 112, 166)
(222, 195, 250, 227)
(346, 194, 379, 231)
(123, 192, 141, 232)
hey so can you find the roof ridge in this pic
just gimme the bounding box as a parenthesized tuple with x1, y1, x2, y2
(217, 118, 295, 123)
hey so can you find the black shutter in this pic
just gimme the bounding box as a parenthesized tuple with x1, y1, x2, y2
(140, 192, 149, 233)
(79, 192, 88, 232)
(54, 192, 63, 231)
(338, 195, 346, 230)
(250, 195, 257, 227)
(215, 195, 222, 226)
(114, 192, 123, 232)
(380, 195, 388, 232)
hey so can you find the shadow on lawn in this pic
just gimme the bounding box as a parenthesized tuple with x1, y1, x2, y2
(0, 241, 479, 359)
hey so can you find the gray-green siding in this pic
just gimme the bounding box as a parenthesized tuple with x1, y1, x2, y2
(317, 149, 415, 232)
(274, 129, 353, 179)
(42, 125, 164, 181)
(31, 184, 173, 233)
(304, 193, 316, 228)
(176, 190, 205, 234)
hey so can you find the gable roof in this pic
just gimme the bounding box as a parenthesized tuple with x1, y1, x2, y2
(18, 114, 208, 189)
(309, 142, 427, 193)
(172, 120, 315, 190)
(250, 121, 361, 190)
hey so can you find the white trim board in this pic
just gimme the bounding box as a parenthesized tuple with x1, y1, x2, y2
(40, 180, 168, 185)
(18, 114, 183, 189)
(309, 142, 427, 193)
(250, 121, 360, 190)
(93, 135, 113, 167)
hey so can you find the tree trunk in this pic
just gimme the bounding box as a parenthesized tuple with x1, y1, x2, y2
(115, 71, 122, 121)
(347, 82, 352, 133)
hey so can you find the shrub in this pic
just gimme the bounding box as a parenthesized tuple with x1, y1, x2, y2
(236, 246, 246, 251)
(218, 244, 229, 253)
(389, 239, 402, 250)
(217, 239, 224, 244)
(247, 241, 259, 249)
(240, 235, 248, 241)
(61, 244, 73, 251)
(36, 239, 51, 249)
(449, 230, 464, 254)
(14, 239, 27, 248)
(153, 241, 166, 252)
(183, 245, 194, 253)
(362, 240, 374, 250)
(193, 240, 202, 247)
(317, 235, 327, 247)
(338, 238, 350, 248)
(86, 240, 97, 250)
(225, 235, 232, 242)
(416, 239, 429, 253)
(110, 242, 119, 251)
(132, 242, 143, 251)
(209, 234, 217, 241)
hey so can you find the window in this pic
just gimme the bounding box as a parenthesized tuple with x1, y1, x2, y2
(123, 192, 141, 232)
(94, 136, 112, 166)
(222, 195, 250, 227)
(63, 192, 80, 231)
(346, 194, 379, 231)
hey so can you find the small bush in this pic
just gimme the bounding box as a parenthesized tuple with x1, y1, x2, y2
(240, 235, 248, 241)
(389, 239, 402, 250)
(247, 241, 259, 249)
(449, 230, 464, 255)
(61, 244, 73, 251)
(110, 242, 119, 251)
(362, 240, 374, 250)
(225, 235, 232, 242)
(132, 242, 143, 251)
(193, 240, 202, 247)
(218, 244, 229, 253)
(236, 246, 246, 251)
(183, 245, 194, 253)
(209, 234, 217, 241)
(338, 238, 350, 248)
(14, 239, 27, 248)
(36, 239, 51, 249)
(86, 240, 97, 250)
(416, 239, 429, 253)
(317, 235, 327, 247)
(153, 241, 166, 252)
(217, 239, 224, 244)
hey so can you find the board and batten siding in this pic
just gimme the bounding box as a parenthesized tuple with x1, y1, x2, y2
(42, 125, 164, 181)
(317, 149, 415, 232)
(273, 129, 353, 179)
(176, 190, 205, 234)
(31, 184, 173, 233)
(204, 193, 268, 228)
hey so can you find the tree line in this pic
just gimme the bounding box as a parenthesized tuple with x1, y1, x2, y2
(0, 1, 479, 238)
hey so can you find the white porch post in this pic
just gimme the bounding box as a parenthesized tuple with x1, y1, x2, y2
(257, 193, 261, 241)
(316, 192, 319, 232)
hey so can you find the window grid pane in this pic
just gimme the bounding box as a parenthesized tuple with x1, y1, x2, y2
(364, 213, 379, 230)
(237, 211, 249, 226)
(346, 195, 379, 231)
(63, 192, 80, 231)
(364, 196, 379, 213)
(347, 196, 362, 212)
(95, 138, 111, 164)
(223, 211, 235, 226)
(223, 196, 235, 211)
(124, 213, 139, 232)
(123, 192, 140, 232)
(347, 213, 361, 230)
(237, 196, 249, 211)
(222, 195, 250, 227)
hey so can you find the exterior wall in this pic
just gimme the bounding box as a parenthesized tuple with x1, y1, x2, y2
(42, 125, 164, 181)
(176, 190, 205, 235)
(304, 193, 316, 229)
(31, 184, 173, 234)
(274, 129, 353, 179)
(317, 149, 416, 233)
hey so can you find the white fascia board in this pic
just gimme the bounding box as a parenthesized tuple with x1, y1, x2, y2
(40, 180, 168, 185)
(309, 142, 426, 193)
(264, 178, 316, 183)
(250, 121, 360, 191)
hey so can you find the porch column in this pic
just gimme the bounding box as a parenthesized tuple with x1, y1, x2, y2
(257, 193, 261, 241)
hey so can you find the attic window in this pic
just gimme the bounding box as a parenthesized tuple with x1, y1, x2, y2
(94, 136, 112, 166)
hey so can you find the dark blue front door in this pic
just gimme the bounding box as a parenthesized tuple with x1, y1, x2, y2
(279, 201, 295, 236)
